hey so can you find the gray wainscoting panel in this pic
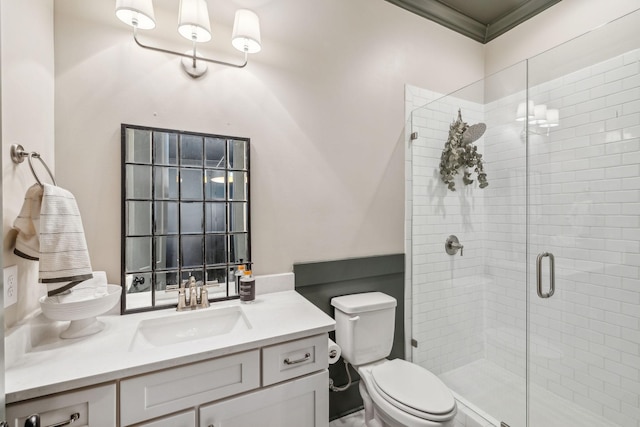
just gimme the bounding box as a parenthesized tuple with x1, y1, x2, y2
(294, 254, 405, 421)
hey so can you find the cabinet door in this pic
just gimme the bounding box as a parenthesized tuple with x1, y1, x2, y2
(200, 370, 328, 427)
(121, 350, 259, 426)
(136, 410, 195, 427)
(6, 383, 116, 427)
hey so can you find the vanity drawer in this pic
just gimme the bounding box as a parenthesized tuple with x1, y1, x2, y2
(6, 383, 116, 427)
(262, 334, 328, 386)
(120, 350, 260, 426)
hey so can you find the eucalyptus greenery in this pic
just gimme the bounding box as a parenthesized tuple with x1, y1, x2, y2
(439, 109, 489, 191)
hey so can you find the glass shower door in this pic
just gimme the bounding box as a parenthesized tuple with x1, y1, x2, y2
(527, 10, 640, 427)
(410, 60, 529, 427)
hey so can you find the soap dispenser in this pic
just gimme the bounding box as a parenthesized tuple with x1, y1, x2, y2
(239, 270, 255, 303)
(234, 265, 245, 295)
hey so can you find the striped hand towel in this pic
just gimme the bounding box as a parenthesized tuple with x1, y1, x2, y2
(13, 183, 94, 296)
(13, 184, 42, 261)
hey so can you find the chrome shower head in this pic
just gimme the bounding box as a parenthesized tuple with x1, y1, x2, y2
(463, 122, 486, 143)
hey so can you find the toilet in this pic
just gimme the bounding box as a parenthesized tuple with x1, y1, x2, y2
(331, 292, 457, 427)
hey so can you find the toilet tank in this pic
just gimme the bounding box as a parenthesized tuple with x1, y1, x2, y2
(331, 292, 397, 366)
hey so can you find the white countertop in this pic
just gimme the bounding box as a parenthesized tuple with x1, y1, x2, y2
(5, 290, 335, 403)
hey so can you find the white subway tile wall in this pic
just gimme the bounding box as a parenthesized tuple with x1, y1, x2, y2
(525, 48, 640, 427)
(411, 96, 488, 375)
(404, 84, 441, 360)
(407, 48, 640, 427)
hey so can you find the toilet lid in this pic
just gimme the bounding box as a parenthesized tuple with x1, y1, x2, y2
(371, 359, 455, 416)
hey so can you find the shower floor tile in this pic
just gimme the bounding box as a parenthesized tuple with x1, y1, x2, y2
(440, 359, 614, 427)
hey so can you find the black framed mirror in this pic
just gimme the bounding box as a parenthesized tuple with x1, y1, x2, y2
(121, 124, 251, 313)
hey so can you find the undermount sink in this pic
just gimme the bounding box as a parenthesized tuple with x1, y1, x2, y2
(130, 305, 251, 350)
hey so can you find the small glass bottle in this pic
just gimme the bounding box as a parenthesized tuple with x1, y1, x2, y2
(234, 265, 245, 295)
(239, 270, 255, 303)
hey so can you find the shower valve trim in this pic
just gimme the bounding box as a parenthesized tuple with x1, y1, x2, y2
(445, 235, 464, 256)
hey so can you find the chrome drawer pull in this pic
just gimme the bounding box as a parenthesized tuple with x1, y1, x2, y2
(48, 413, 80, 427)
(284, 352, 311, 365)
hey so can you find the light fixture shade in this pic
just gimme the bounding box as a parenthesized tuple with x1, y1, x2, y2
(232, 9, 262, 53)
(534, 104, 547, 124)
(116, 0, 156, 29)
(178, 0, 212, 42)
(516, 101, 534, 122)
(540, 109, 560, 128)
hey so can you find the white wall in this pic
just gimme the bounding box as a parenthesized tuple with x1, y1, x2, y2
(1, 0, 54, 328)
(52, 0, 484, 290)
(485, 0, 640, 75)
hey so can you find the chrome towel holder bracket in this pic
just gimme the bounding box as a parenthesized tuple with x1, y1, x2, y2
(10, 143, 57, 187)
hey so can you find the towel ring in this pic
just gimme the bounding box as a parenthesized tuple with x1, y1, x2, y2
(10, 143, 57, 186)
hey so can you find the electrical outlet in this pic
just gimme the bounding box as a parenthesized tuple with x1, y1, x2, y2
(4, 265, 18, 307)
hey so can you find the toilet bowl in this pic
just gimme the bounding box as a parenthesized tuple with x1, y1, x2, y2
(357, 359, 456, 427)
(331, 292, 457, 427)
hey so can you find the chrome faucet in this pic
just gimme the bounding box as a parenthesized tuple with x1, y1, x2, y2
(166, 276, 212, 311)
(199, 281, 210, 308)
(188, 277, 198, 309)
(170, 281, 188, 311)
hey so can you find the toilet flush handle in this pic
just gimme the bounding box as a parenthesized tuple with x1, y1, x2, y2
(349, 316, 360, 322)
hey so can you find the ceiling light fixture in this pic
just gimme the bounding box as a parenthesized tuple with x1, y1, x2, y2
(115, 0, 261, 78)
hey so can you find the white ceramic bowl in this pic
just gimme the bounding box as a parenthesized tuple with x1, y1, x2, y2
(40, 284, 122, 339)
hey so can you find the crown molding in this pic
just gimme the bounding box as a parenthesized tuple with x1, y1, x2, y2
(386, 0, 562, 44)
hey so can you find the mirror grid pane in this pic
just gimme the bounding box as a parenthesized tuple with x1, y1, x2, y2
(122, 124, 250, 312)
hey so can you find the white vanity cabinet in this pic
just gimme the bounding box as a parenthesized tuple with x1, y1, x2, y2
(6, 383, 116, 427)
(120, 350, 260, 426)
(199, 370, 328, 427)
(121, 333, 329, 427)
(136, 411, 196, 427)
(5, 292, 335, 427)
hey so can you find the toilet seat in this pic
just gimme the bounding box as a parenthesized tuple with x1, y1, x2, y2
(366, 359, 456, 422)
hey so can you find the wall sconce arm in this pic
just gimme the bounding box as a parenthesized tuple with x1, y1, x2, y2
(132, 28, 248, 71)
(116, 1, 259, 78)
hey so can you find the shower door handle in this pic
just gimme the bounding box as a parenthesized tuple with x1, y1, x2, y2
(536, 252, 555, 298)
